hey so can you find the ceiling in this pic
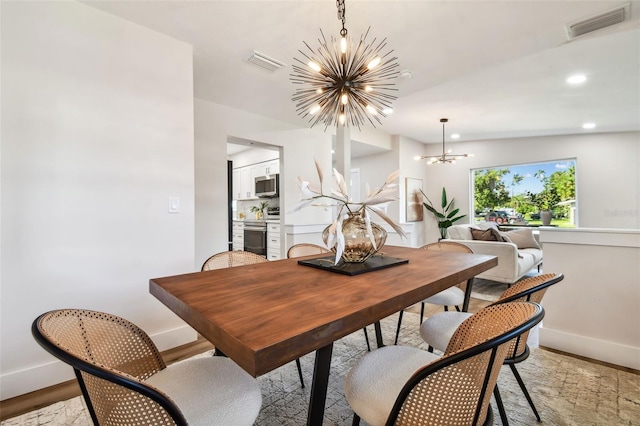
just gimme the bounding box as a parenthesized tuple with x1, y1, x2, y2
(84, 0, 640, 146)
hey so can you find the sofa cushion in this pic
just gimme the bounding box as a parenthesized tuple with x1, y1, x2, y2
(520, 248, 543, 264)
(447, 225, 474, 240)
(500, 228, 540, 249)
(470, 227, 502, 241)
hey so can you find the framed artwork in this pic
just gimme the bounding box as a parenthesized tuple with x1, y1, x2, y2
(406, 177, 423, 222)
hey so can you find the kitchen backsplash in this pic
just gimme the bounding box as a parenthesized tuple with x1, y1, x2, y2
(234, 198, 280, 220)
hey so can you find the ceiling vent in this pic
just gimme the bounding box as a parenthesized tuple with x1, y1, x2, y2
(247, 51, 285, 72)
(566, 3, 631, 39)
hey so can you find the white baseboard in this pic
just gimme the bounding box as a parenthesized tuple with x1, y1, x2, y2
(1, 325, 197, 401)
(540, 326, 640, 370)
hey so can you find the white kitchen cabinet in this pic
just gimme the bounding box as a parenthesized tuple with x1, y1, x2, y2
(240, 167, 253, 199)
(232, 221, 244, 251)
(266, 222, 281, 260)
(264, 159, 279, 175)
(232, 158, 279, 200)
(232, 169, 242, 200)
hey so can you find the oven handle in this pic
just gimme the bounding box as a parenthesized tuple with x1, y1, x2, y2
(244, 226, 267, 232)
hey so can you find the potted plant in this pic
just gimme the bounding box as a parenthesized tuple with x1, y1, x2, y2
(250, 201, 269, 220)
(526, 190, 559, 226)
(422, 187, 467, 240)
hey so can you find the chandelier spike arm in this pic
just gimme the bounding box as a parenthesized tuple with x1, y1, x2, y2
(291, 1, 398, 128)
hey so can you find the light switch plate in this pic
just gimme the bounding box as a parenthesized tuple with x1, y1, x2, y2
(168, 197, 180, 213)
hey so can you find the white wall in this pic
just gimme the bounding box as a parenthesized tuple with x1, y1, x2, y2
(415, 131, 640, 241)
(539, 228, 640, 370)
(194, 99, 335, 266)
(1, 2, 195, 399)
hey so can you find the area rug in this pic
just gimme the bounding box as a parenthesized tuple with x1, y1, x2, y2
(470, 277, 507, 301)
(3, 311, 639, 426)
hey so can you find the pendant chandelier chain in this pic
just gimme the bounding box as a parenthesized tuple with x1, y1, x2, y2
(337, 0, 347, 37)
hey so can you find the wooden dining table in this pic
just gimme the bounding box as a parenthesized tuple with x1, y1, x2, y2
(149, 245, 497, 425)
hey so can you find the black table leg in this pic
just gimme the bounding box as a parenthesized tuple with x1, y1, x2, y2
(307, 343, 334, 426)
(374, 321, 384, 348)
(462, 277, 474, 312)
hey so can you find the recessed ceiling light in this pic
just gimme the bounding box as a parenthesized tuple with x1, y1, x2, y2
(582, 122, 596, 129)
(567, 74, 587, 84)
(399, 70, 413, 79)
(450, 133, 460, 139)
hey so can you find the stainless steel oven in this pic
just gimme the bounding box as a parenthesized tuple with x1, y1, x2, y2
(243, 220, 267, 257)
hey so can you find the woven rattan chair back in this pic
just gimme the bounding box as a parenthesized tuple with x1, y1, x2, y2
(32, 309, 186, 425)
(287, 243, 331, 258)
(390, 302, 543, 426)
(201, 250, 268, 271)
(494, 272, 564, 358)
(420, 241, 473, 291)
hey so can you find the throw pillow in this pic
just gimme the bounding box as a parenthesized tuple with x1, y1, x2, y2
(476, 221, 500, 231)
(470, 227, 501, 241)
(499, 228, 541, 249)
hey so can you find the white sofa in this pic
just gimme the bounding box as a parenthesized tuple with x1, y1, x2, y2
(444, 224, 543, 285)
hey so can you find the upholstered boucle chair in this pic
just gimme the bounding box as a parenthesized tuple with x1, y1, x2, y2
(394, 241, 474, 344)
(32, 309, 262, 426)
(420, 272, 564, 424)
(345, 301, 544, 426)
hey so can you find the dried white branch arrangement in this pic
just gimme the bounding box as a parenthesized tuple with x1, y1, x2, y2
(292, 159, 407, 263)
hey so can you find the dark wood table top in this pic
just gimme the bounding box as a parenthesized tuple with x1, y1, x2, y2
(149, 245, 497, 377)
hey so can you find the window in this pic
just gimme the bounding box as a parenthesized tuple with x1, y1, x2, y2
(472, 159, 576, 227)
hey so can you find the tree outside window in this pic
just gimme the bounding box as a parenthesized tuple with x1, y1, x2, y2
(473, 160, 576, 227)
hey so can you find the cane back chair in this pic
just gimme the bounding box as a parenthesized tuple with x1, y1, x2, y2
(420, 272, 564, 424)
(32, 309, 261, 426)
(394, 241, 474, 344)
(345, 301, 544, 426)
(201, 250, 269, 270)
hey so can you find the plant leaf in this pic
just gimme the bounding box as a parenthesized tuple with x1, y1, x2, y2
(369, 206, 407, 239)
(449, 214, 467, 224)
(384, 170, 401, 185)
(364, 210, 377, 250)
(290, 199, 314, 213)
(314, 158, 324, 184)
(441, 187, 448, 209)
(446, 208, 460, 219)
(333, 168, 349, 197)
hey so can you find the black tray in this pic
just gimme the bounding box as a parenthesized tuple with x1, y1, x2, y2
(298, 255, 408, 276)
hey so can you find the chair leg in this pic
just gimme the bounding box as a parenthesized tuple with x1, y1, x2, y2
(352, 413, 361, 426)
(295, 358, 305, 388)
(362, 327, 371, 352)
(509, 363, 541, 422)
(427, 345, 434, 353)
(444, 305, 449, 312)
(394, 310, 404, 345)
(493, 384, 510, 426)
(455, 305, 461, 312)
(420, 302, 425, 324)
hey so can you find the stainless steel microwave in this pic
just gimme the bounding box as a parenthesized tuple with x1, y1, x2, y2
(255, 174, 279, 198)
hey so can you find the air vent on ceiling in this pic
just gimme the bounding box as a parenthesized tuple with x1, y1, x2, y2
(566, 3, 631, 39)
(247, 51, 285, 72)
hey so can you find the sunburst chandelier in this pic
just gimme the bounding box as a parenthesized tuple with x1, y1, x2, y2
(416, 118, 473, 164)
(291, 0, 399, 130)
